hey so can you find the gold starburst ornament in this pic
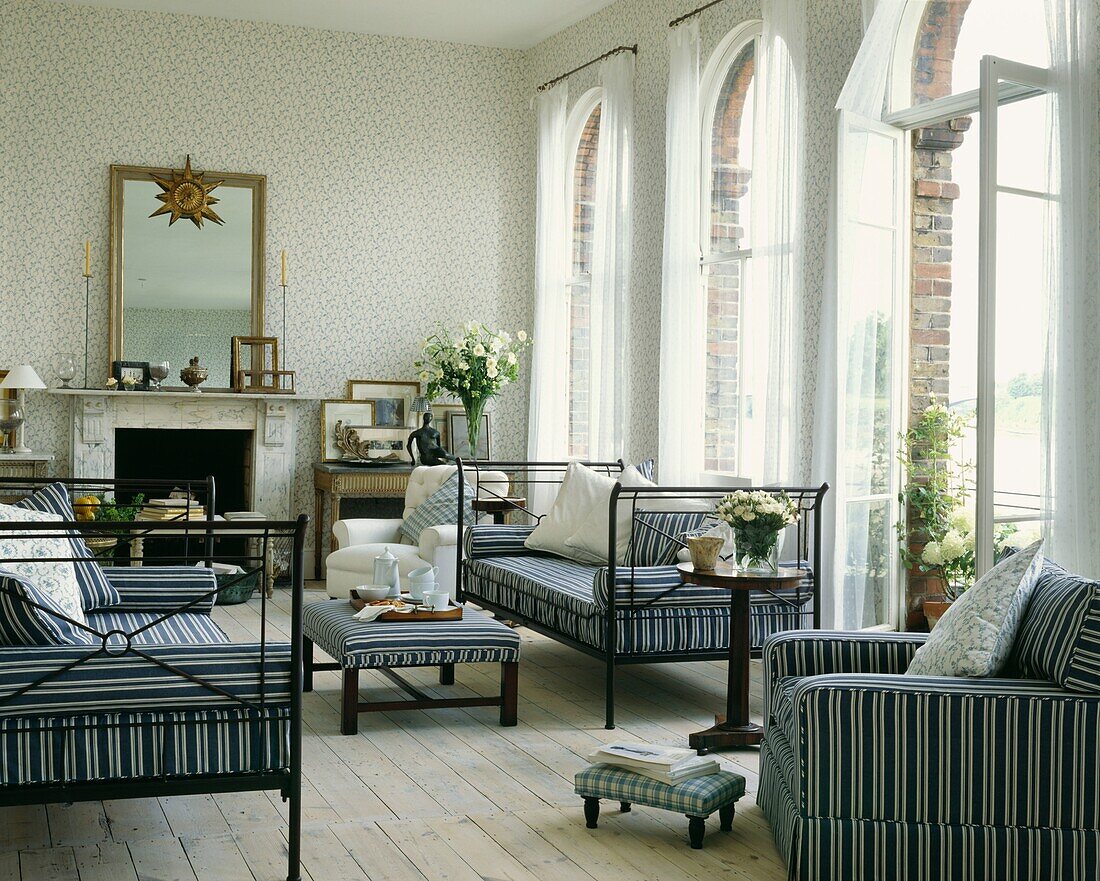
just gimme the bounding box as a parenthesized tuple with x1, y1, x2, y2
(149, 155, 225, 228)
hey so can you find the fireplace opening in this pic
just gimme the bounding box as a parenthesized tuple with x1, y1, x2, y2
(114, 428, 252, 515)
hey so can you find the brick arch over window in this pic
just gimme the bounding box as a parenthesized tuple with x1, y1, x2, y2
(567, 101, 601, 459)
(908, 0, 972, 422)
(703, 37, 755, 474)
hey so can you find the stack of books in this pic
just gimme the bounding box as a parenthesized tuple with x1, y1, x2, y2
(588, 742, 720, 785)
(139, 498, 206, 521)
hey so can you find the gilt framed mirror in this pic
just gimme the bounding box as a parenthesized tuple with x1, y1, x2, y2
(108, 162, 266, 390)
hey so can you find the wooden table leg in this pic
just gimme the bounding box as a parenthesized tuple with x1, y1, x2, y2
(500, 661, 518, 727)
(341, 667, 359, 736)
(314, 489, 324, 581)
(689, 589, 763, 752)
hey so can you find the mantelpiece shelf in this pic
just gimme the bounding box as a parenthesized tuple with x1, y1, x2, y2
(49, 388, 325, 401)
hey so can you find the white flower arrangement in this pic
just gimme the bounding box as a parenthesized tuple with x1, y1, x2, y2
(714, 491, 799, 570)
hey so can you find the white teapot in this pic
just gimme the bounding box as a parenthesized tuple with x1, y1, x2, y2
(372, 547, 401, 597)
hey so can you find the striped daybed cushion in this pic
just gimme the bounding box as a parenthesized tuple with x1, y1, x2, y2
(0, 707, 289, 787)
(0, 642, 291, 716)
(303, 600, 519, 668)
(465, 554, 812, 653)
(102, 566, 218, 614)
(86, 608, 229, 645)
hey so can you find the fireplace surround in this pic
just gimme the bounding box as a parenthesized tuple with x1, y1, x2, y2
(52, 389, 298, 521)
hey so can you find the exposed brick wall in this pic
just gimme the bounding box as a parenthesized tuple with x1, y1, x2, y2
(568, 103, 600, 460)
(704, 41, 755, 474)
(905, 0, 973, 628)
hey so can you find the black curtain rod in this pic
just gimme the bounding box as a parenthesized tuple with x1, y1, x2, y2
(536, 44, 638, 92)
(669, 0, 729, 29)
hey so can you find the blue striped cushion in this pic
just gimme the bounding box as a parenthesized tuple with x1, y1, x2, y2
(630, 512, 714, 567)
(464, 524, 535, 559)
(575, 764, 745, 815)
(0, 707, 289, 787)
(101, 566, 218, 614)
(466, 555, 598, 617)
(593, 566, 732, 610)
(303, 599, 520, 667)
(0, 571, 94, 645)
(400, 473, 474, 544)
(0, 642, 291, 717)
(86, 609, 228, 645)
(635, 459, 655, 481)
(1011, 559, 1100, 691)
(14, 483, 120, 610)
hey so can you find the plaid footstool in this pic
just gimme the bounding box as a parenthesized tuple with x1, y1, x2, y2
(303, 599, 520, 735)
(575, 764, 746, 849)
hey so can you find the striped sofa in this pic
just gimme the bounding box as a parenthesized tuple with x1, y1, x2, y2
(458, 474, 826, 728)
(759, 560, 1100, 880)
(0, 478, 307, 881)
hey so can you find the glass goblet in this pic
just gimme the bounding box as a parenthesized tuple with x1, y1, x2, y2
(148, 361, 169, 391)
(55, 353, 77, 388)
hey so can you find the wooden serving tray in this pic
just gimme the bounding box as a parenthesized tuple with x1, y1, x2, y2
(349, 590, 463, 621)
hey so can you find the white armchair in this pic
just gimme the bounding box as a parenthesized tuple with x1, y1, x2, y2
(324, 465, 508, 598)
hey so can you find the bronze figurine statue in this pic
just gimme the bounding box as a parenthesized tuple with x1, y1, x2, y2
(407, 412, 455, 466)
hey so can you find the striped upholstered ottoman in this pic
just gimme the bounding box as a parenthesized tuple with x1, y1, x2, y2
(302, 599, 520, 735)
(575, 764, 745, 848)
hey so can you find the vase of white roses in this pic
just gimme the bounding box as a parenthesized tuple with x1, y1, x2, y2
(415, 323, 531, 458)
(715, 490, 800, 574)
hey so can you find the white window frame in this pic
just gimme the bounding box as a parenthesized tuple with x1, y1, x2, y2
(887, 56, 1051, 577)
(697, 20, 763, 477)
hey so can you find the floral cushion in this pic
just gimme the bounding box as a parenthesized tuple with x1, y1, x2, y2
(906, 540, 1043, 678)
(0, 504, 87, 628)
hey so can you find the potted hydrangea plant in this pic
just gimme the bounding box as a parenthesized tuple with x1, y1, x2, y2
(414, 324, 530, 457)
(714, 490, 800, 573)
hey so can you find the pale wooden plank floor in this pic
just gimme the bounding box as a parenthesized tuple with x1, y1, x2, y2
(0, 586, 786, 881)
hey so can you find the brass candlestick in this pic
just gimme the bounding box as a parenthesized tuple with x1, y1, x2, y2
(83, 271, 92, 388)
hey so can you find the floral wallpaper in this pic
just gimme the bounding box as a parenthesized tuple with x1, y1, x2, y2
(525, 0, 864, 475)
(0, 0, 533, 530)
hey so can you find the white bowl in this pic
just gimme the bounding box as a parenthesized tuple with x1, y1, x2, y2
(354, 585, 391, 602)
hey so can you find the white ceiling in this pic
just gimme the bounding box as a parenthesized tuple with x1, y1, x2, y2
(59, 0, 617, 49)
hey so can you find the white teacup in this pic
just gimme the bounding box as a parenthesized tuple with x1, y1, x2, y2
(407, 565, 437, 601)
(423, 589, 449, 612)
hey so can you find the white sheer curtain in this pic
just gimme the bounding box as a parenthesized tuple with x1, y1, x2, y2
(587, 51, 634, 461)
(753, 0, 807, 485)
(814, 0, 906, 628)
(658, 20, 704, 485)
(1040, 0, 1100, 577)
(528, 84, 570, 512)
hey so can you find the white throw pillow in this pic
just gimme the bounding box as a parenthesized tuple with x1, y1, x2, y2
(906, 540, 1043, 678)
(524, 462, 617, 564)
(0, 504, 87, 627)
(564, 464, 657, 564)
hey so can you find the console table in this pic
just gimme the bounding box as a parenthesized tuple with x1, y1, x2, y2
(313, 463, 413, 580)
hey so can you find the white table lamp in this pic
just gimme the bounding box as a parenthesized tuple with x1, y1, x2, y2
(0, 365, 46, 454)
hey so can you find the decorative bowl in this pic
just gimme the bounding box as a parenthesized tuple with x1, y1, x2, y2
(354, 585, 391, 602)
(180, 360, 209, 392)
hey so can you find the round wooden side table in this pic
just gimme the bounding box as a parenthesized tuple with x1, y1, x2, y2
(677, 561, 806, 753)
(471, 496, 527, 525)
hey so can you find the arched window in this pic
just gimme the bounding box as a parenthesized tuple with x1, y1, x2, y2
(700, 23, 762, 475)
(564, 91, 602, 460)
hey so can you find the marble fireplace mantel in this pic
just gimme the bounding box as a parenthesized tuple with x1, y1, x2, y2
(51, 389, 302, 520)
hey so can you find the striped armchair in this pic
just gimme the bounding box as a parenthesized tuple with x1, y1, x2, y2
(759, 563, 1100, 881)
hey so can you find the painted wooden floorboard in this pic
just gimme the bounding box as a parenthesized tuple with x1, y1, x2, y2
(0, 586, 785, 881)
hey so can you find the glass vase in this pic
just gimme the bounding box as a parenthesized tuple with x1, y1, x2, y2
(459, 394, 489, 460)
(733, 528, 780, 574)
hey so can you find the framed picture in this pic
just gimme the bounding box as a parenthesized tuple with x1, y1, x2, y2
(319, 399, 375, 462)
(231, 336, 279, 391)
(111, 360, 151, 390)
(342, 426, 412, 463)
(447, 411, 491, 460)
(346, 379, 420, 428)
(237, 369, 296, 394)
(429, 402, 464, 453)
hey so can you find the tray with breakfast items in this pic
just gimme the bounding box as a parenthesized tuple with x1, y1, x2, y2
(349, 590, 463, 621)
